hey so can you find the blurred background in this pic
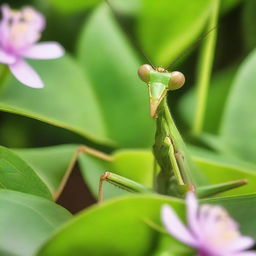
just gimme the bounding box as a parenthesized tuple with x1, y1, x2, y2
(1, 0, 254, 148)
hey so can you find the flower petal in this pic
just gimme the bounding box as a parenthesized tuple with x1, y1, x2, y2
(224, 236, 255, 253)
(161, 204, 197, 247)
(1, 4, 11, 20)
(22, 42, 64, 59)
(21, 6, 45, 31)
(186, 192, 201, 238)
(0, 50, 16, 64)
(9, 59, 44, 88)
(227, 251, 256, 256)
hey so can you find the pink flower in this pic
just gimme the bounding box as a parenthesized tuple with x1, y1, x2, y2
(0, 4, 64, 88)
(161, 192, 256, 256)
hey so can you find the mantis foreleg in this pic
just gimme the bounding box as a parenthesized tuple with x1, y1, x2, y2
(98, 172, 154, 202)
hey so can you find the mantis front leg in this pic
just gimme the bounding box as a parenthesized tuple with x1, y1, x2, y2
(98, 172, 154, 202)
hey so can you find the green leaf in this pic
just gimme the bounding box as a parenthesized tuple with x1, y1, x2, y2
(112, 150, 154, 187)
(37, 195, 189, 256)
(178, 65, 238, 134)
(108, 0, 141, 16)
(77, 3, 154, 148)
(14, 145, 77, 196)
(0, 55, 111, 146)
(0, 190, 71, 256)
(79, 149, 154, 200)
(47, 0, 102, 14)
(0, 146, 52, 200)
(37, 193, 256, 255)
(191, 147, 256, 196)
(219, 49, 256, 164)
(137, 0, 213, 66)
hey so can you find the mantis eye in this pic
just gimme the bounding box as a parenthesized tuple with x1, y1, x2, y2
(138, 64, 153, 83)
(168, 71, 185, 90)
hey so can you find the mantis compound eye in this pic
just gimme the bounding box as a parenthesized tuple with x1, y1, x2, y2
(168, 71, 185, 90)
(138, 64, 153, 83)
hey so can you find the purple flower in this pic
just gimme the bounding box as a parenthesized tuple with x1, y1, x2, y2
(161, 192, 256, 256)
(0, 4, 64, 88)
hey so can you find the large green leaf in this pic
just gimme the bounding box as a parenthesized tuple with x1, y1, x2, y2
(0, 55, 110, 145)
(113, 150, 154, 186)
(37, 193, 256, 255)
(77, 3, 154, 148)
(0, 190, 71, 256)
(0, 146, 52, 200)
(37, 195, 189, 256)
(137, 0, 213, 66)
(193, 152, 256, 196)
(14, 145, 77, 196)
(219, 49, 256, 164)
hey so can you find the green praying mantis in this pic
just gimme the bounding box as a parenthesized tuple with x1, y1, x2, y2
(52, 61, 247, 203)
(94, 64, 247, 202)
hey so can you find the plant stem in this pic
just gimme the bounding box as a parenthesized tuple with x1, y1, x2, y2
(192, 0, 220, 137)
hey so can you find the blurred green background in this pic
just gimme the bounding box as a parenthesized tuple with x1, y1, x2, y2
(1, 0, 253, 149)
(0, 0, 251, 147)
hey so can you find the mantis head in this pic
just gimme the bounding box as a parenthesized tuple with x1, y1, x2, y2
(138, 64, 185, 119)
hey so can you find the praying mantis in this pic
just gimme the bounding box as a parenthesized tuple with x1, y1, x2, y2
(94, 64, 247, 201)
(52, 61, 247, 203)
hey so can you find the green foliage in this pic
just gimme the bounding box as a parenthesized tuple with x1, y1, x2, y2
(0, 146, 52, 199)
(137, 0, 213, 66)
(192, 148, 256, 196)
(0, 56, 110, 145)
(179, 65, 238, 134)
(108, 0, 140, 16)
(0, 190, 71, 256)
(219, 50, 256, 164)
(37, 195, 188, 256)
(37, 193, 256, 255)
(77, 3, 154, 148)
(14, 145, 77, 195)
